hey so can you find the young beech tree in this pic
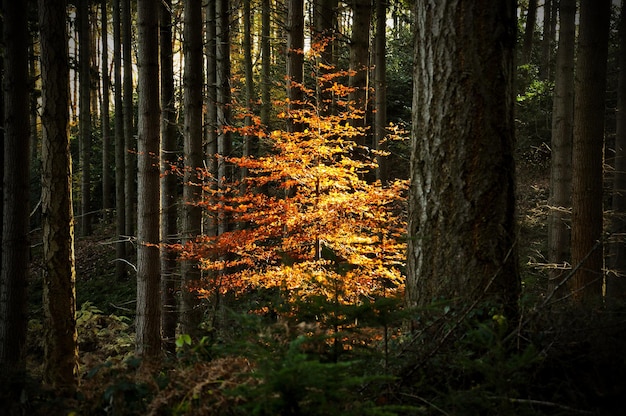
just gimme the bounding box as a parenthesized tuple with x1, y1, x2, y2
(176, 50, 406, 323)
(406, 1, 519, 317)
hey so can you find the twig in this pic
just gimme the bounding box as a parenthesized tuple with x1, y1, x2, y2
(111, 257, 137, 272)
(488, 396, 594, 414)
(399, 392, 449, 416)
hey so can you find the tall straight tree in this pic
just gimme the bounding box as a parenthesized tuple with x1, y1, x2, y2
(181, 0, 204, 338)
(522, 0, 538, 64)
(608, 2, 626, 301)
(102, 0, 112, 218)
(135, 0, 161, 360)
(348, 0, 371, 142)
(217, 0, 231, 236)
(570, 0, 611, 304)
(39, 0, 79, 389)
(113, 0, 127, 280)
(547, 0, 576, 292)
(260, 0, 271, 127)
(123, 0, 136, 239)
(78, 0, 92, 236)
(286, 0, 304, 133)
(313, 0, 336, 117)
(241, 0, 256, 175)
(205, 0, 218, 239)
(406, 0, 519, 316)
(160, 0, 178, 353)
(539, 0, 553, 80)
(374, 0, 387, 183)
(0, 0, 31, 380)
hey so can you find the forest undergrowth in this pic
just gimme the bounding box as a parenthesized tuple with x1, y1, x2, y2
(10, 157, 626, 416)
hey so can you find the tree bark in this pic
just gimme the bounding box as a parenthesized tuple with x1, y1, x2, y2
(205, 0, 218, 238)
(181, 0, 204, 338)
(113, 0, 127, 280)
(79, 0, 93, 236)
(39, 0, 79, 390)
(286, 0, 304, 133)
(136, 0, 162, 361)
(348, 0, 371, 144)
(160, 0, 178, 355)
(547, 0, 576, 293)
(570, 0, 611, 305)
(406, 0, 519, 317)
(374, 0, 387, 183)
(539, 0, 553, 80)
(217, 0, 231, 236)
(123, 0, 136, 239)
(608, 1, 626, 301)
(522, 0, 538, 64)
(102, 0, 112, 219)
(0, 0, 31, 378)
(260, 0, 271, 128)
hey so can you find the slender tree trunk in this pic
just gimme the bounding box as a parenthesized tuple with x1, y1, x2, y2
(522, 0, 538, 64)
(539, 0, 552, 80)
(286, 0, 304, 133)
(79, 0, 93, 236)
(241, 0, 256, 182)
(313, 0, 336, 117)
(39, 0, 79, 390)
(205, 0, 218, 238)
(348, 0, 371, 143)
(374, 0, 387, 183)
(570, 0, 611, 304)
(406, 0, 519, 317)
(0, 0, 31, 381)
(113, 0, 127, 280)
(608, 3, 626, 301)
(136, 0, 162, 361)
(160, 0, 178, 355)
(102, 0, 112, 219)
(181, 0, 204, 338)
(217, 0, 231, 236)
(547, 0, 576, 294)
(260, 0, 271, 128)
(123, 0, 136, 240)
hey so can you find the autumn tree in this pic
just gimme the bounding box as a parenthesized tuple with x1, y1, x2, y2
(135, 0, 161, 360)
(570, 0, 611, 304)
(39, 0, 79, 389)
(181, 0, 204, 338)
(0, 0, 31, 382)
(406, 1, 519, 317)
(547, 0, 576, 292)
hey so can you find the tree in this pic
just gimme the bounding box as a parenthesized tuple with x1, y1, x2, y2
(348, 0, 371, 142)
(406, 0, 519, 316)
(539, 0, 553, 80)
(136, 0, 162, 360)
(608, 1, 626, 301)
(123, 0, 136, 239)
(113, 0, 127, 280)
(102, 0, 112, 218)
(205, 0, 218, 239)
(286, 0, 304, 133)
(522, 0, 538, 64)
(373, 0, 387, 183)
(79, 0, 93, 236)
(39, 0, 79, 389)
(217, 0, 232, 236)
(160, 0, 178, 354)
(570, 0, 611, 304)
(0, 0, 31, 381)
(547, 0, 576, 292)
(260, 0, 271, 127)
(181, 0, 204, 338)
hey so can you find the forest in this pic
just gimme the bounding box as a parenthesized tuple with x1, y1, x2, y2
(0, 0, 625, 414)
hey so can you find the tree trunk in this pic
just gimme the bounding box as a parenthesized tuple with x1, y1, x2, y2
(608, 1, 626, 301)
(181, 0, 204, 338)
(0, 0, 31, 380)
(217, 0, 231, 236)
(123, 0, 136, 240)
(286, 0, 304, 133)
(39, 0, 79, 390)
(79, 0, 92, 236)
(160, 0, 178, 355)
(260, 0, 271, 128)
(313, 0, 336, 117)
(113, 0, 127, 280)
(522, 0, 538, 64)
(374, 0, 387, 183)
(539, 0, 552, 80)
(205, 0, 218, 238)
(136, 0, 162, 361)
(547, 0, 576, 294)
(570, 0, 611, 305)
(102, 0, 112, 219)
(242, 0, 257, 176)
(406, 0, 519, 317)
(348, 0, 371, 144)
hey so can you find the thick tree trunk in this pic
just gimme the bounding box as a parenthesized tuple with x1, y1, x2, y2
(136, 0, 162, 361)
(406, 0, 519, 317)
(205, 0, 218, 238)
(39, 0, 79, 390)
(539, 0, 553, 80)
(348, 0, 371, 143)
(160, 0, 178, 355)
(0, 0, 30, 378)
(102, 0, 112, 219)
(113, 0, 127, 280)
(286, 0, 304, 133)
(570, 0, 611, 304)
(79, 0, 92, 236)
(547, 0, 576, 294)
(313, 0, 336, 117)
(608, 2, 626, 301)
(522, 0, 538, 64)
(181, 0, 204, 338)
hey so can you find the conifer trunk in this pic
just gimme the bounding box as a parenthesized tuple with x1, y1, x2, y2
(79, 0, 92, 236)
